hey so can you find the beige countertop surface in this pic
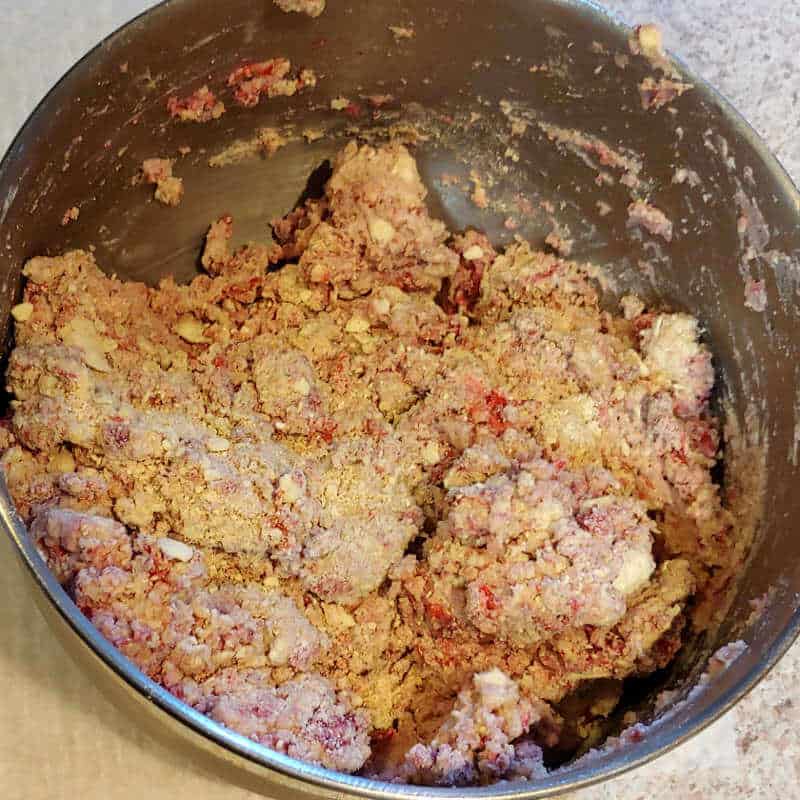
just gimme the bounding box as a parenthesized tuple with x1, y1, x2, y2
(1, 2, 799, 798)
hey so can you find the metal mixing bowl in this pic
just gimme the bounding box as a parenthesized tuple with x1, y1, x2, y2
(2, 0, 800, 796)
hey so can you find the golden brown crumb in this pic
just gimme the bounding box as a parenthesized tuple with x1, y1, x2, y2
(273, 0, 326, 17)
(141, 158, 184, 206)
(259, 127, 289, 157)
(154, 176, 184, 207)
(227, 59, 315, 108)
(469, 170, 489, 208)
(628, 23, 682, 80)
(61, 206, 79, 226)
(303, 127, 325, 143)
(167, 86, 225, 123)
(389, 25, 415, 41)
(639, 76, 693, 111)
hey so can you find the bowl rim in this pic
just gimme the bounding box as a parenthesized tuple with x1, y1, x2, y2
(2, 0, 799, 797)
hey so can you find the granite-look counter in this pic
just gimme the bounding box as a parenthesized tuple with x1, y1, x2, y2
(0, 2, 797, 798)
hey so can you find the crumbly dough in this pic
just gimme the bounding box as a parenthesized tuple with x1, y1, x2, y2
(639, 76, 693, 111)
(227, 59, 317, 108)
(167, 85, 226, 123)
(61, 205, 80, 226)
(274, 0, 326, 18)
(2, 142, 737, 785)
(141, 158, 184, 206)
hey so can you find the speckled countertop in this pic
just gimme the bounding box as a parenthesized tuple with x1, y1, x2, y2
(1, 2, 799, 799)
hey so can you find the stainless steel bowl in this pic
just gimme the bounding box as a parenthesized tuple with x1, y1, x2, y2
(2, 0, 800, 797)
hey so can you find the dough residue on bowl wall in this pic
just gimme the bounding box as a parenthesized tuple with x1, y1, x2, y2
(274, 0, 326, 18)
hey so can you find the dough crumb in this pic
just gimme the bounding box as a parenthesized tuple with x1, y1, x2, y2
(227, 58, 316, 108)
(628, 23, 682, 79)
(627, 199, 673, 242)
(303, 127, 325, 142)
(167, 85, 226, 123)
(396, 670, 555, 785)
(744, 277, 767, 312)
(154, 176, 184, 207)
(544, 230, 573, 257)
(639, 76, 693, 111)
(141, 158, 184, 206)
(469, 170, 489, 208)
(629, 23, 663, 60)
(11, 302, 33, 323)
(389, 25, 415, 41)
(672, 167, 701, 187)
(259, 127, 289, 157)
(61, 206, 79, 226)
(273, 0, 326, 17)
